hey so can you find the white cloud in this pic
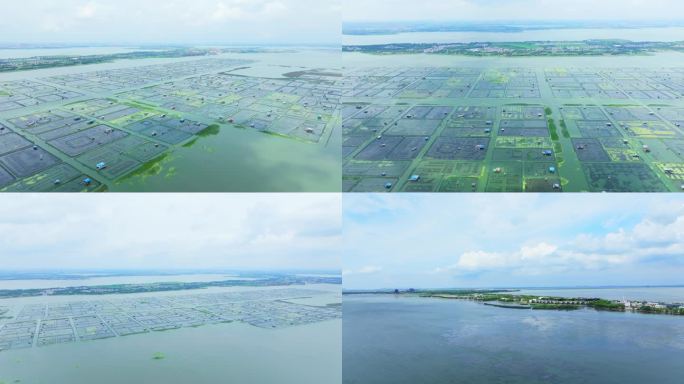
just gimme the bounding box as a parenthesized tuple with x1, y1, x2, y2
(76, 2, 98, 19)
(358, 265, 382, 274)
(263, 1, 287, 15)
(344, 0, 684, 22)
(343, 194, 412, 216)
(0, 194, 341, 270)
(0, 0, 339, 45)
(434, 243, 560, 274)
(433, 213, 684, 277)
(211, 3, 245, 21)
(575, 214, 684, 255)
(210, 1, 288, 22)
(453, 250, 507, 270)
(344, 194, 684, 289)
(520, 243, 558, 261)
(344, 266, 383, 275)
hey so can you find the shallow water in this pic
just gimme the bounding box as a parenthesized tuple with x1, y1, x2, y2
(343, 295, 684, 384)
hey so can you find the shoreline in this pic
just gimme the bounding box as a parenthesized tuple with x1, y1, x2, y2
(343, 290, 684, 316)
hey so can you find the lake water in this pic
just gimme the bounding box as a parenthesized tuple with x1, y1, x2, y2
(0, 284, 341, 384)
(343, 27, 684, 45)
(343, 295, 684, 384)
(0, 320, 341, 384)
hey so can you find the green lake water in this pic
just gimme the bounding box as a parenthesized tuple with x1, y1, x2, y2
(1, 320, 341, 384)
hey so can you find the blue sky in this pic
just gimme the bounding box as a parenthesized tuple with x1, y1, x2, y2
(343, 194, 684, 289)
(0, 0, 340, 45)
(344, 0, 684, 22)
(0, 194, 340, 271)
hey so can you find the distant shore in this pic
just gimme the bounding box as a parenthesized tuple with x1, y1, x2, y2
(343, 39, 684, 57)
(0, 275, 342, 299)
(344, 289, 684, 316)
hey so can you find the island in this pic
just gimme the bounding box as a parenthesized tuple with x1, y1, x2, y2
(0, 274, 341, 299)
(344, 289, 684, 316)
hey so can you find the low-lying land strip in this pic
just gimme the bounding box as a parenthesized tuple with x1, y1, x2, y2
(344, 289, 684, 316)
(0, 275, 341, 299)
(344, 40, 684, 57)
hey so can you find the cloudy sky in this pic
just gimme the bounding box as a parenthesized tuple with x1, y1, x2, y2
(343, 194, 684, 289)
(0, 0, 340, 45)
(344, 0, 684, 22)
(0, 194, 340, 271)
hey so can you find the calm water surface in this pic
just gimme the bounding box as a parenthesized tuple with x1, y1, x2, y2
(343, 295, 684, 384)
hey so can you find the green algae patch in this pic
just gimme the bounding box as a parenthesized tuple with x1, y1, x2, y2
(164, 166, 177, 179)
(197, 124, 221, 137)
(152, 352, 166, 360)
(121, 153, 169, 180)
(182, 138, 198, 148)
(559, 119, 570, 138)
(553, 142, 563, 154)
(548, 119, 559, 141)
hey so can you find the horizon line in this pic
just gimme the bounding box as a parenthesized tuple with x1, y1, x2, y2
(343, 284, 684, 291)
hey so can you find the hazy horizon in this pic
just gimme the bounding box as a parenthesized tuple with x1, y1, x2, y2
(0, 43, 340, 48)
(343, 283, 684, 291)
(343, 19, 684, 26)
(344, 0, 684, 22)
(0, 0, 341, 46)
